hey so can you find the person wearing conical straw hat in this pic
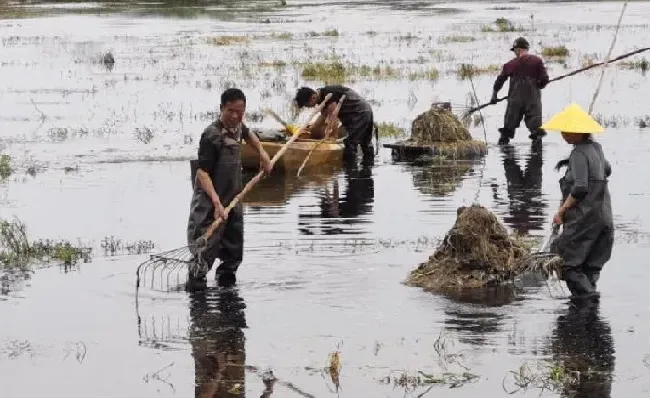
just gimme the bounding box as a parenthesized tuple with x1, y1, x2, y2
(543, 103, 614, 300)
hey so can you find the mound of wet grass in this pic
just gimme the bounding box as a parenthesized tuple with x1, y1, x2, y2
(307, 29, 339, 37)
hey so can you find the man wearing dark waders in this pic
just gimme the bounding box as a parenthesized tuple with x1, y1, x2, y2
(491, 37, 550, 145)
(294, 85, 378, 165)
(187, 88, 273, 290)
(541, 103, 614, 301)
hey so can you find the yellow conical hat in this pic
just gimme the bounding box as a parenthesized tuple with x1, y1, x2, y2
(541, 103, 604, 134)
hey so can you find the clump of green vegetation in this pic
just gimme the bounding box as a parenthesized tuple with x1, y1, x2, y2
(301, 62, 349, 83)
(439, 35, 476, 44)
(307, 29, 339, 37)
(301, 61, 403, 83)
(455, 64, 500, 79)
(542, 45, 570, 58)
(0, 154, 12, 180)
(101, 235, 155, 256)
(619, 58, 649, 73)
(0, 218, 92, 271)
(409, 68, 440, 81)
(377, 122, 406, 138)
(259, 60, 287, 68)
(271, 32, 293, 40)
(481, 17, 523, 32)
(207, 35, 249, 46)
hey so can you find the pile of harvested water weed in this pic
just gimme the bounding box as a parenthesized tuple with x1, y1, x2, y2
(404, 205, 560, 291)
(405, 103, 487, 159)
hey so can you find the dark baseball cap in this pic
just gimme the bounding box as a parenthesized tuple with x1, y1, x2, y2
(510, 37, 530, 51)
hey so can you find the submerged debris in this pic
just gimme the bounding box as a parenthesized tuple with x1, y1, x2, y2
(404, 205, 560, 290)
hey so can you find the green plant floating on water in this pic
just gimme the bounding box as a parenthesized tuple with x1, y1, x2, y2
(0, 218, 92, 271)
(0, 154, 12, 180)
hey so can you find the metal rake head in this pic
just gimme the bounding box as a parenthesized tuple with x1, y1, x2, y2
(135, 246, 202, 292)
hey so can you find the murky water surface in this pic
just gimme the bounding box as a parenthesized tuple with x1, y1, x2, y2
(2, 1, 650, 397)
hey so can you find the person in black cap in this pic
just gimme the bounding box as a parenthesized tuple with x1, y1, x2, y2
(294, 85, 377, 164)
(490, 36, 550, 145)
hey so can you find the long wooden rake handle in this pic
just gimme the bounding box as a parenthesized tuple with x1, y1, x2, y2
(196, 93, 334, 245)
(296, 95, 346, 177)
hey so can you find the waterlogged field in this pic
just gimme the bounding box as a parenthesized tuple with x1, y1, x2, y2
(1, 1, 650, 397)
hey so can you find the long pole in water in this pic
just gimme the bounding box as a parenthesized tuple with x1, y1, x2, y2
(463, 45, 649, 118)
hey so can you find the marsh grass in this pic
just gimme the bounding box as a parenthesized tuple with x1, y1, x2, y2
(207, 35, 249, 46)
(503, 361, 584, 395)
(0, 155, 12, 180)
(618, 57, 649, 73)
(542, 45, 570, 58)
(439, 35, 476, 44)
(376, 122, 406, 138)
(408, 67, 440, 81)
(481, 17, 524, 33)
(455, 63, 500, 79)
(301, 61, 402, 83)
(0, 218, 92, 271)
(307, 29, 339, 37)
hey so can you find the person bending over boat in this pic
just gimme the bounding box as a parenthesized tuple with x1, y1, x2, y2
(491, 36, 549, 145)
(187, 88, 273, 290)
(542, 103, 614, 300)
(294, 85, 377, 164)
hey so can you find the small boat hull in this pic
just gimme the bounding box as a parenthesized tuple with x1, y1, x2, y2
(241, 135, 344, 171)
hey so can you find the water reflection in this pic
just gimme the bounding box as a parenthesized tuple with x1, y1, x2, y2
(493, 141, 547, 235)
(440, 287, 517, 346)
(298, 162, 374, 235)
(550, 299, 615, 397)
(410, 161, 478, 198)
(242, 165, 341, 209)
(189, 287, 247, 398)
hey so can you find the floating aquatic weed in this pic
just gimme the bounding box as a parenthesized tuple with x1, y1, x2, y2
(326, 343, 342, 393)
(618, 57, 649, 73)
(636, 115, 650, 129)
(101, 235, 155, 256)
(593, 113, 630, 128)
(134, 127, 154, 144)
(481, 17, 524, 33)
(503, 360, 584, 395)
(408, 67, 440, 81)
(404, 205, 560, 291)
(376, 122, 406, 139)
(0, 154, 12, 181)
(207, 35, 249, 46)
(307, 29, 339, 37)
(439, 35, 476, 44)
(455, 63, 500, 80)
(0, 217, 92, 271)
(542, 45, 570, 58)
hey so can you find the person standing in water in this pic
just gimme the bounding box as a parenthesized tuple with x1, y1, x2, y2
(491, 36, 550, 145)
(187, 88, 274, 290)
(294, 85, 377, 164)
(542, 103, 614, 300)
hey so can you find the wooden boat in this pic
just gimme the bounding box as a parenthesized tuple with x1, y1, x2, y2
(241, 128, 344, 171)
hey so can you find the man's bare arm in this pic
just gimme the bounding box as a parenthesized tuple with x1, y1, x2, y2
(196, 168, 221, 207)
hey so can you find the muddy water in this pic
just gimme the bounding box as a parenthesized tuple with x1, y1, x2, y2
(2, 1, 650, 396)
